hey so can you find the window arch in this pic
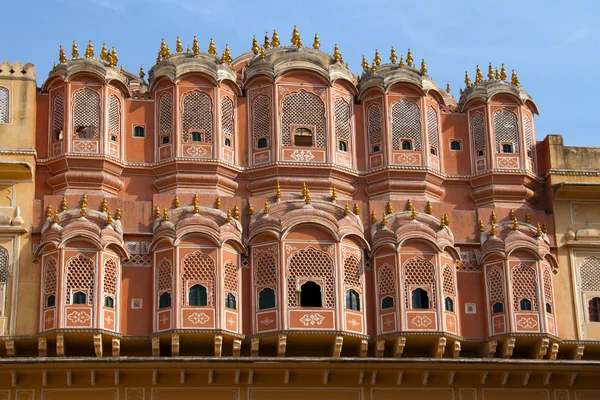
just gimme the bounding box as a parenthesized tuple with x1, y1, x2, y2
(0, 247, 7, 315)
(488, 266, 505, 308)
(338, 140, 347, 152)
(444, 296, 454, 312)
(181, 251, 215, 306)
(300, 281, 322, 307)
(427, 106, 439, 157)
(381, 296, 394, 310)
(492, 302, 504, 313)
(156, 258, 172, 308)
(257, 137, 268, 148)
(252, 94, 271, 149)
(494, 109, 519, 154)
(403, 256, 436, 309)
(159, 292, 171, 308)
(258, 287, 276, 310)
(411, 288, 430, 309)
(189, 284, 208, 306)
(442, 264, 456, 296)
(255, 251, 278, 310)
(108, 95, 121, 136)
(46, 295, 56, 308)
(401, 140, 412, 150)
(73, 88, 100, 139)
(450, 140, 462, 150)
(104, 296, 114, 308)
(65, 253, 94, 306)
(334, 97, 351, 151)
(43, 257, 58, 309)
(281, 90, 326, 148)
(103, 258, 118, 309)
(524, 115, 534, 158)
(391, 100, 421, 151)
(158, 93, 172, 145)
(225, 293, 237, 309)
(512, 264, 538, 312)
(224, 260, 239, 308)
(0, 87, 9, 124)
(471, 112, 486, 157)
(72, 291, 87, 305)
(367, 103, 383, 153)
(221, 97, 234, 137)
(520, 298, 532, 311)
(345, 289, 360, 311)
(52, 93, 65, 140)
(182, 91, 212, 143)
(287, 247, 334, 308)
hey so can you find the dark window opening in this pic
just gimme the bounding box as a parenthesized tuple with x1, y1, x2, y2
(294, 127, 313, 147)
(381, 296, 394, 310)
(430, 147, 437, 155)
(224, 137, 232, 147)
(225, 293, 237, 310)
(189, 284, 208, 306)
(104, 296, 114, 308)
(527, 150, 532, 158)
(54, 130, 63, 140)
(191, 131, 202, 142)
(300, 281, 322, 307)
(450, 140, 461, 150)
(589, 297, 600, 322)
(519, 298, 532, 311)
(411, 288, 430, 309)
(502, 143, 513, 153)
(444, 296, 454, 312)
(492, 302, 504, 313)
(46, 295, 56, 308)
(258, 288, 276, 310)
(477, 149, 484, 157)
(133, 126, 145, 137)
(73, 291, 87, 305)
(401, 140, 412, 150)
(159, 292, 171, 309)
(75, 125, 94, 139)
(257, 137, 268, 149)
(372, 145, 380, 153)
(161, 135, 170, 145)
(345, 289, 360, 311)
(110, 134, 118, 142)
(546, 302, 552, 314)
(338, 140, 348, 152)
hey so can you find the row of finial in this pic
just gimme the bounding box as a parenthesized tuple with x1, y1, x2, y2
(478, 210, 547, 238)
(372, 200, 445, 229)
(45, 195, 121, 225)
(57, 41, 120, 69)
(462, 63, 519, 92)
(154, 195, 240, 222)
(361, 48, 425, 75)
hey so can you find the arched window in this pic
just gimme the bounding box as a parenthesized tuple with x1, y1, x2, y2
(104, 296, 114, 308)
(162, 135, 170, 145)
(430, 147, 437, 155)
(519, 298, 532, 311)
(381, 296, 394, 310)
(411, 288, 430, 309)
(368, 104, 382, 153)
(258, 288, 276, 310)
(345, 289, 360, 311)
(589, 297, 600, 322)
(182, 91, 212, 143)
(450, 140, 461, 150)
(224, 137, 232, 147)
(46, 295, 56, 308)
(300, 281, 322, 307)
(52, 93, 64, 140)
(502, 143, 513, 153)
(372, 145, 380, 153)
(471, 112, 485, 158)
(494, 109, 519, 154)
(191, 131, 202, 142)
(338, 140, 347, 152)
(225, 293, 237, 310)
(133, 126, 145, 137)
(0, 87, 9, 124)
(281, 90, 325, 147)
(72, 291, 87, 305)
(257, 137, 268, 148)
(492, 302, 504, 313)
(294, 127, 313, 147)
(159, 292, 171, 309)
(391, 100, 421, 150)
(73, 88, 100, 139)
(444, 297, 454, 312)
(252, 95, 271, 150)
(401, 140, 412, 150)
(546, 303, 552, 314)
(189, 284, 208, 306)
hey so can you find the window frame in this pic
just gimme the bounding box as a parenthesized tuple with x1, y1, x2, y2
(257, 137, 269, 149)
(188, 284, 208, 307)
(292, 125, 315, 148)
(381, 296, 394, 310)
(258, 287, 276, 310)
(72, 290, 88, 305)
(299, 280, 323, 308)
(0, 86, 10, 124)
(225, 292, 237, 310)
(345, 289, 360, 311)
(132, 124, 146, 138)
(158, 292, 171, 309)
(401, 139, 413, 151)
(444, 296, 454, 312)
(492, 301, 504, 314)
(501, 142, 514, 154)
(410, 287, 431, 309)
(450, 139, 462, 151)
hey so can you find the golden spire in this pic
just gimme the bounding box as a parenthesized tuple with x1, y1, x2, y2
(420, 59, 427, 75)
(406, 48, 413, 67)
(371, 61, 377, 73)
(381, 212, 387, 227)
(139, 65, 145, 79)
(71, 41, 79, 59)
(272, 30, 280, 47)
(495, 67, 500, 80)
(53, 62, 57, 68)
(60, 197, 67, 211)
(174, 195, 180, 208)
(115, 207, 121, 220)
(344, 201, 350, 216)
(490, 222, 497, 237)
(216, 197, 221, 210)
(525, 213, 531, 223)
(264, 200, 269, 215)
(248, 202, 255, 216)
(302, 182, 308, 198)
(511, 69, 520, 86)
(163, 207, 169, 221)
(233, 205, 240, 220)
(85, 40, 94, 59)
(260, 46, 266, 60)
(443, 213, 449, 226)
(305, 189, 311, 205)
(119, 65, 124, 74)
(386, 201, 393, 215)
(371, 210, 378, 224)
(192, 36, 200, 55)
(193, 194, 199, 214)
(390, 46, 397, 64)
(226, 208, 232, 223)
(59, 45, 68, 64)
(264, 32, 271, 49)
(252, 36, 260, 55)
(106, 209, 113, 224)
(439, 214, 445, 229)
(345, 63, 349, 70)
(512, 218, 519, 231)
(296, 35, 302, 48)
(509, 209, 515, 220)
(411, 208, 417, 220)
(186, 45, 191, 52)
(313, 34, 320, 50)
(446, 82, 451, 94)
(208, 38, 217, 55)
(276, 183, 281, 200)
(81, 193, 88, 208)
(353, 203, 360, 215)
(361, 55, 369, 70)
(491, 210, 497, 224)
(45, 203, 53, 218)
(155, 206, 161, 218)
(374, 49, 381, 66)
(100, 43, 108, 61)
(464, 71, 471, 87)
(101, 198, 107, 212)
(291, 25, 299, 46)
(80, 202, 87, 218)
(406, 199, 413, 211)
(53, 209, 60, 224)
(399, 54, 405, 67)
(221, 44, 232, 63)
(479, 220, 485, 232)
(474, 65, 483, 86)
(500, 64, 507, 81)
(536, 223, 542, 238)
(173, 37, 181, 53)
(331, 186, 337, 201)
(333, 44, 341, 62)
(426, 201, 433, 215)
(160, 38, 168, 57)
(109, 47, 118, 68)
(165, 45, 171, 59)
(487, 62, 494, 80)
(542, 223, 548, 234)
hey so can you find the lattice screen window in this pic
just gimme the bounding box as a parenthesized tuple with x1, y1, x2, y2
(524, 115, 533, 158)
(343, 255, 362, 290)
(224, 261, 238, 295)
(368, 103, 382, 151)
(442, 264, 456, 295)
(252, 95, 271, 148)
(391, 100, 421, 151)
(281, 90, 326, 148)
(159, 94, 173, 143)
(543, 268, 553, 303)
(156, 258, 172, 295)
(221, 97, 234, 137)
(286, 247, 335, 308)
(0, 247, 7, 315)
(182, 91, 212, 143)
(488, 266, 505, 302)
(427, 106, 439, 154)
(403, 256, 435, 308)
(581, 256, 600, 291)
(334, 97, 351, 144)
(472, 112, 486, 156)
(511, 264, 538, 311)
(103, 258, 118, 299)
(108, 95, 121, 136)
(73, 88, 100, 138)
(494, 109, 519, 153)
(254, 252, 277, 287)
(0, 87, 8, 124)
(44, 257, 58, 306)
(53, 94, 64, 139)
(378, 264, 396, 295)
(181, 251, 215, 306)
(65, 253, 95, 305)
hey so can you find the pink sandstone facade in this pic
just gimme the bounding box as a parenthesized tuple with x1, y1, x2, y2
(0, 31, 599, 400)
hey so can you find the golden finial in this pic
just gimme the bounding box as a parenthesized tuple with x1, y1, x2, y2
(495, 67, 500, 80)
(226, 208, 232, 223)
(361, 55, 369, 70)
(345, 63, 349, 70)
(296, 35, 302, 48)
(374, 49, 381, 66)
(60, 197, 67, 211)
(81, 194, 88, 208)
(390, 46, 397, 64)
(464, 71, 471, 87)
(192, 36, 200, 55)
(221, 44, 232, 63)
(302, 182, 308, 198)
(71, 40, 79, 59)
(174, 195, 180, 208)
(446, 82, 451, 94)
(381, 212, 387, 227)
(176, 36, 183, 53)
(406, 199, 413, 211)
(371, 61, 377, 73)
(248, 202, 255, 216)
(344, 201, 350, 216)
(106, 209, 113, 224)
(371, 210, 378, 224)
(53, 62, 57, 68)
(264, 200, 269, 216)
(509, 209, 515, 220)
(313, 34, 320, 50)
(420, 59, 427, 75)
(331, 186, 337, 201)
(479, 220, 485, 232)
(193, 194, 199, 214)
(491, 210, 497, 224)
(536, 223, 542, 238)
(305, 189, 311, 205)
(439, 214, 446, 229)
(444, 213, 449, 226)
(119, 65, 124, 74)
(208, 38, 217, 55)
(53, 209, 59, 224)
(216, 197, 221, 210)
(511, 69, 520, 86)
(291, 25, 299, 46)
(155, 206, 161, 218)
(542, 223, 548, 234)
(490, 222, 497, 237)
(109, 47, 118, 67)
(406, 48, 413, 67)
(233, 205, 240, 220)
(500, 64, 507, 81)
(165, 45, 171, 59)
(459, 88, 463, 95)
(411, 208, 417, 220)
(85, 40, 94, 59)
(252, 35, 260, 55)
(353, 203, 360, 215)
(276, 183, 281, 200)
(139, 65, 145, 79)
(45, 203, 53, 218)
(163, 206, 169, 221)
(525, 213, 531, 223)
(186, 45, 191, 52)
(160, 38, 168, 57)
(333, 44, 341, 63)
(260, 46, 266, 60)
(512, 218, 519, 231)
(264, 32, 271, 49)
(399, 54, 405, 67)
(426, 201, 433, 215)
(101, 198, 107, 212)
(58, 45, 68, 64)
(474, 65, 482, 86)
(272, 30, 280, 47)
(99, 43, 108, 61)
(80, 203, 87, 218)
(115, 207, 121, 220)
(487, 62, 494, 80)
(386, 201, 393, 215)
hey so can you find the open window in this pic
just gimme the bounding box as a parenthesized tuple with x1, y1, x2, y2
(191, 131, 202, 142)
(381, 296, 394, 310)
(545, 302, 553, 314)
(224, 137, 232, 147)
(159, 292, 171, 309)
(492, 301, 504, 313)
(46, 295, 56, 308)
(133, 126, 145, 137)
(401, 139, 412, 150)
(372, 145, 380, 153)
(161, 135, 170, 145)
(345, 289, 360, 311)
(104, 296, 115, 308)
(300, 281, 322, 307)
(411, 288, 430, 309)
(338, 140, 348, 152)
(258, 287, 276, 310)
(75, 126, 94, 139)
(225, 293, 237, 310)
(444, 296, 454, 312)
(589, 297, 600, 322)
(189, 284, 208, 306)
(519, 298, 532, 311)
(257, 137, 268, 149)
(72, 291, 87, 305)
(502, 142, 513, 154)
(294, 127, 313, 147)
(477, 149, 484, 157)
(450, 140, 462, 150)
(430, 147, 437, 156)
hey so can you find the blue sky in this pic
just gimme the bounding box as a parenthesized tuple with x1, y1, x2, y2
(2, 0, 598, 146)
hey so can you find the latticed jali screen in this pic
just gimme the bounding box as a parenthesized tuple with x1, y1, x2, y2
(281, 90, 326, 147)
(52, 94, 64, 135)
(442, 265, 456, 295)
(0, 87, 9, 124)
(581, 257, 600, 291)
(156, 259, 172, 294)
(471, 112, 486, 154)
(367, 104, 382, 149)
(181, 252, 215, 306)
(221, 97, 234, 137)
(334, 98, 351, 143)
(65, 254, 95, 305)
(427, 106, 439, 151)
(494, 109, 519, 153)
(43, 257, 58, 303)
(252, 95, 271, 145)
(286, 247, 335, 308)
(108, 95, 121, 135)
(511, 264, 538, 311)
(378, 264, 396, 295)
(158, 94, 172, 138)
(182, 91, 212, 143)
(73, 88, 100, 137)
(254, 252, 277, 287)
(487, 266, 505, 303)
(391, 100, 421, 150)
(403, 257, 436, 308)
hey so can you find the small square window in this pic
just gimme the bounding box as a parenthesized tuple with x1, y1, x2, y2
(465, 303, 476, 314)
(133, 126, 145, 137)
(131, 298, 143, 309)
(401, 139, 413, 151)
(501, 142, 513, 154)
(450, 140, 462, 151)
